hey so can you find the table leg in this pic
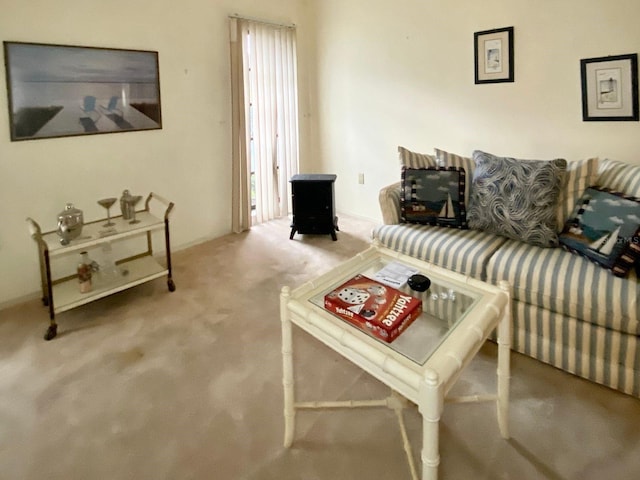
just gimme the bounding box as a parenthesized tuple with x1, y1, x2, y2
(389, 392, 419, 480)
(497, 280, 511, 439)
(281, 287, 295, 447)
(419, 370, 443, 480)
(43, 249, 57, 341)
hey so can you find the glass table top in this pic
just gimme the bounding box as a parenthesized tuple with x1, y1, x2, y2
(309, 255, 479, 365)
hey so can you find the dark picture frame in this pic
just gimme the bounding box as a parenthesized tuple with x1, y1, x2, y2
(580, 53, 639, 122)
(474, 26, 514, 84)
(3, 41, 162, 141)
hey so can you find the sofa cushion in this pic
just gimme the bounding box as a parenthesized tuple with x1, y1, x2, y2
(467, 150, 567, 247)
(379, 182, 402, 225)
(510, 301, 640, 398)
(400, 166, 467, 228)
(398, 146, 436, 169)
(556, 157, 599, 232)
(435, 148, 474, 207)
(559, 186, 640, 277)
(373, 223, 507, 279)
(598, 158, 640, 197)
(486, 239, 639, 335)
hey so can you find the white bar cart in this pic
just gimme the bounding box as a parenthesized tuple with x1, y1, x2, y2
(26, 192, 175, 340)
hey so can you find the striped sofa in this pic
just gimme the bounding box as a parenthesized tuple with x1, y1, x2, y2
(373, 158, 640, 398)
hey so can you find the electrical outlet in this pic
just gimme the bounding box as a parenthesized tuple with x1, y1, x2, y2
(358, 173, 365, 184)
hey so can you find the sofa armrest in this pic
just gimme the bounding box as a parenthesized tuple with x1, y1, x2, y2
(379, 182, 402, 225)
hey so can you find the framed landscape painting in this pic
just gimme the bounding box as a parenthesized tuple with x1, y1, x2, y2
(3, 41, 162, 141)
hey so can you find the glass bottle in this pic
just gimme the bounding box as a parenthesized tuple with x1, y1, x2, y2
(100, 242, 120, 282)
(78, 251, 92, 293)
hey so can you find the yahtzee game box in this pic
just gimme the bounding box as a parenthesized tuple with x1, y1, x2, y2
(323, 274, 422, 342)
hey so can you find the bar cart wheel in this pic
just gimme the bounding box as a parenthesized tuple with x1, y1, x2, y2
(44, 324, 57, 341)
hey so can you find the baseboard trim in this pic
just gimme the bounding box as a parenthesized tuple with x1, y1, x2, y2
(0, 290, 42, 311)
(0, 232, 228, 313)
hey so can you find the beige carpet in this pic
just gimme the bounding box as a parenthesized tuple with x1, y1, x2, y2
(1, 214, 639, 480)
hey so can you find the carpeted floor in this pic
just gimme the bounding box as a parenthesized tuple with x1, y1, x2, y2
(1, 214, 639, 480)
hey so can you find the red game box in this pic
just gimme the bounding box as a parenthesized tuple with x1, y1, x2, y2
(323, 274, 422, 343)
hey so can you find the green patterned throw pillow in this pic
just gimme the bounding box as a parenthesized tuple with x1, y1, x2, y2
(435, 148, 474, 208)
(556, 157, 599, 232)
(401, 166, 467, 228)
(559, 186, 640, 277)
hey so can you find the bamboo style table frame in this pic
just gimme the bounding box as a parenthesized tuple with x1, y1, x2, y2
(280, 243, 511, 480)
(27, 192, 175, 340)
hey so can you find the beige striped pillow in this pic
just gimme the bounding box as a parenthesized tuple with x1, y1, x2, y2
(398, 146, 436, 169)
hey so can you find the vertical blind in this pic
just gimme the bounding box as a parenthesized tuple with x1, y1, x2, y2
(230, 17, 299, 232)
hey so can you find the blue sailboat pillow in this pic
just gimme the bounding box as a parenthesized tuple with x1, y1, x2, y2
(400, 166, 467, 228)
(559, 186, 640, 277)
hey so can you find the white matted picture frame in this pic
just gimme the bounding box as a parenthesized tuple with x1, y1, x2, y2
(474, 26, 514, 84)
(580, 53, 639, 121)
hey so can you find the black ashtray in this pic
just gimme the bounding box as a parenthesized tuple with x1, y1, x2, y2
(407, 274, 431, 292)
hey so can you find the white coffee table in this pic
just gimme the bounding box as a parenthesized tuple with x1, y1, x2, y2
(280, 243, 511, 480)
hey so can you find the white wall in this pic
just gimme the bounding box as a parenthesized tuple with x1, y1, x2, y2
(4, 0, 640, 307)
(0, 0, 311, 306)
(307, 0, 640, 221)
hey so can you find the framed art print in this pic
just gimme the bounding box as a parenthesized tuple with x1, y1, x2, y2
(580, 53, 638, 121)
(474, 26, 514, 84)
(3, 41, 163, 141)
